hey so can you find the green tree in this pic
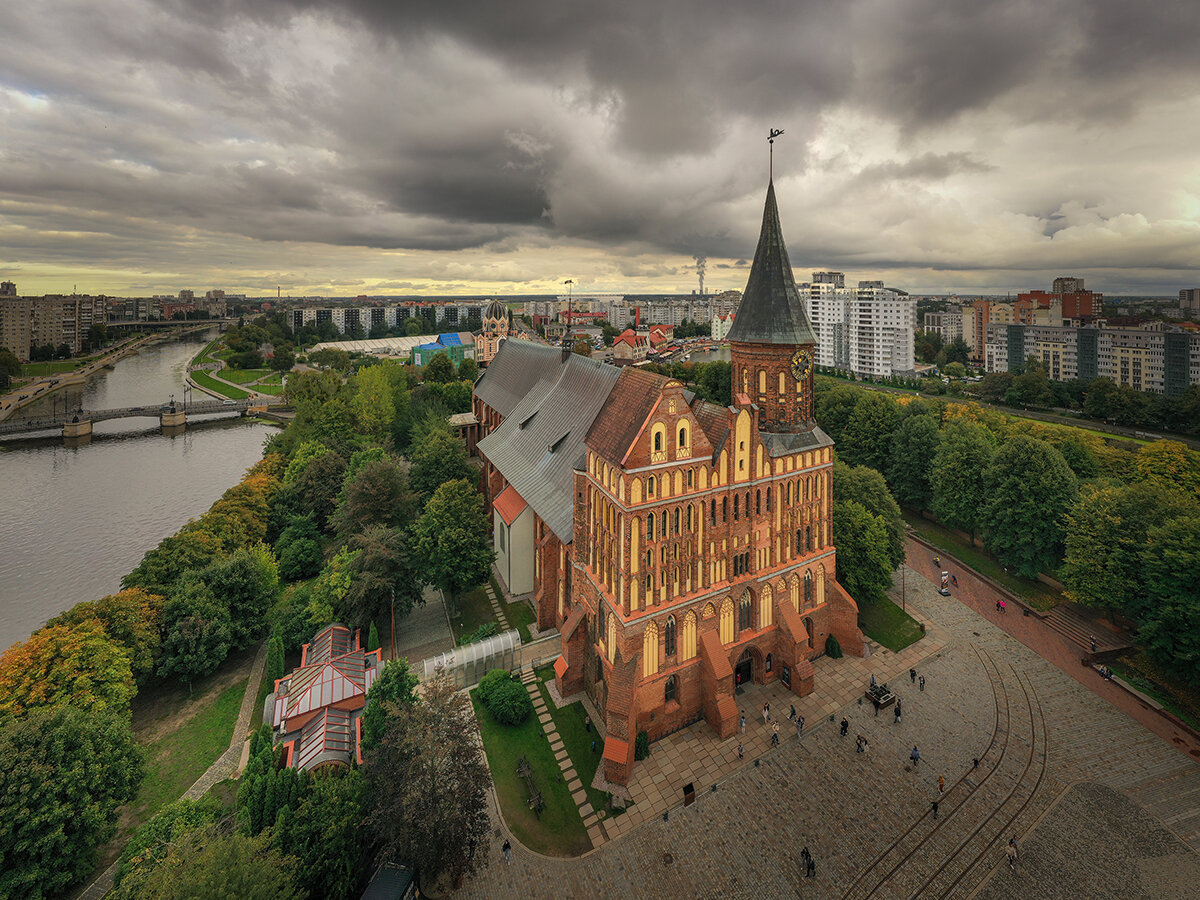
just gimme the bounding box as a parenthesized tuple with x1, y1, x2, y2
(409, 427, 475, 499)
(693, 360, 732, 406)
(360, 658, 419, 752)
(276, 516, 324, 581)
(193, 543, 280, 646)
(930, 420, 996, 540)
(839, 393, 901, 471)
(980, 435, 1078, 578)
(977, 372, 1014, 404)
(0, 707, 144, 899)
(886, 415, 941, 510)
(338, 525, 424, 630)
(156, 580, 235, 688)
(114, 798, 221, 890)
(122, 527, 226, 596)
(367, 621, 380, 653)
(116, 826, 300, 900)
(266, 632, 286, 687)
(814, 382, 863, 443)
(458, 357, 478, 382)
(351, 363, 396, 440)
(293, 450, 349, 531)
(415, 479, 494, 615)
(1133, 440, 1200, 497)
(0, 621, 135, 722)
(1139, 515, 1200, 685)
(1060, 482, 1193, 619)
(0, 346, 21, 378)
(366, 674, 491, 889)
(274, 769, 370, 900)
(833, 460, 905, 570)
(45, 588, 164, 683)
(831, 500, 894, 607)
(1004, 356, 1055, 408)
(423, 353, 455, 384)
(332, 456, 419, 538)
(270, 347, 296, 372)
(307, 547, 358, 627)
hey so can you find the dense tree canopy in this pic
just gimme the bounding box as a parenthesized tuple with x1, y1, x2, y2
(360, 658, 419, 752)
(45, 588, 164, 683)
(980, 435, 1078, 578)
(366, 674, 491, 888)
(409, 427, 476, 499)
(156, 580, 234, 687)
(930, 420, 997, 539)
(414, 479, 494, 607)
(0, 707, 144, 899)
(832, 460, 905, 570)
(886, 414, 941, 510)
(337, 525, 424, 630)
(274, 770, 372, 900)
(423, 353, 455, 384)
(0, 621, 135, 722)
(332, 456, 419, 538)
(838, 393, 902, 471)
(831, 500, 895, 607)
(1138, 515, 1200, 686)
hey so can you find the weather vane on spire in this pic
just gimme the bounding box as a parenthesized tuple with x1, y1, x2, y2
(768, 128, 784, 181)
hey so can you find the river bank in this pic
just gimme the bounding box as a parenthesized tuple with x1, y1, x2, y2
(0, 330, 276, 649)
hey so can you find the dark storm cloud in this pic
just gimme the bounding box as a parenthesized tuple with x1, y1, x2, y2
(3, 0, 1200, 293)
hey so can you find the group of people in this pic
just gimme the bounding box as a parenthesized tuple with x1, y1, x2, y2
(994, 598, 1008, 614)
(1097, 665, 1115, 681)
(855, 734, 870, 753)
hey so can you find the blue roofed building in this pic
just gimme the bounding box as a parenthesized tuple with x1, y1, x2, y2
(411, 331, 476, 367)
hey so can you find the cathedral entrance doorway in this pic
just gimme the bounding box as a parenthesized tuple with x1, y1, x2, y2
(734, 649, 754, 692)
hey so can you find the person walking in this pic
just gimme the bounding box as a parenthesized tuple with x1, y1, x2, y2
(797, 715, 804, 739)
(800, 847, 811, 877)
(931, 800, 939, 819)
(1090, 634, 1098, 653)
(1009, 836, 1019, 859)
(919, 675, 926, 692)
(870, 673, 877, 688)
(738, 741, 744, 760)
(911, 746, 921, 766)
(995, 599, 1002, 613)
(739, 712, 746, 734)
(1006, 843, 1017, 869)
(840, 717, 849, 737)
(806, 855, 816, 877)
(894, 704, 902, 725)
(772, 722, 780, 746)
(973, 757, 979, 770)
(763, 702, 771, 724)
(502, 839, 511, 865)
(910, 668, 917, 684)
(855, 735, 864, 753)
(938, 775, 945, 794)
(789, 703, 796, 721)
(1000, 599, 1007, 614)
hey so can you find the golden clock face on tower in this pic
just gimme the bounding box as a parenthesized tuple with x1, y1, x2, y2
(791, 348, 813, 382)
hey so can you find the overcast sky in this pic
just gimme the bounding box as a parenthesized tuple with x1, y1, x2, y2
(2, 0, 1199, 297)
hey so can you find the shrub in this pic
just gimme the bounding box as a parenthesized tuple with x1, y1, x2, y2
(459, 622, 497, 646)
(634, 730, 650, 761)
(367, 621, 380, 653)
(476, 668, 513, 707)
(485, 678, 532, 726)
(825, 634, 843, 658)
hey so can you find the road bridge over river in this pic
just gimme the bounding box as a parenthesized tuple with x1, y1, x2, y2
(0, 396, 285, 440)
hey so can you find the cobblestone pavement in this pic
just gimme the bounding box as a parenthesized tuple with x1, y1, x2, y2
(455, 568, 1200, 900)
(391, 584, 454, 664)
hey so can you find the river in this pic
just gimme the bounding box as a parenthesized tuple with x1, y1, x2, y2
(0, 329, 277, 650)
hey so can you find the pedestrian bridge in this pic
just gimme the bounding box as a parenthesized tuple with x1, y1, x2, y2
(0, 396, 285, 439)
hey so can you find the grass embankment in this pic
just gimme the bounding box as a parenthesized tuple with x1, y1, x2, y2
(470, 689, 591, 856)
(903, 512, 1060, 611)
(1109, 651, 1200, 734)
(20, 359, 86, 377)
(859, 598, 924, 652)
(191, 369, 249, 399)
(535, 666, 624, 818)
(221, 367, 273, 384)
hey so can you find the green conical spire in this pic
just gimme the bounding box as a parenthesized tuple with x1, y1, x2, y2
(726, 181, 817, 346)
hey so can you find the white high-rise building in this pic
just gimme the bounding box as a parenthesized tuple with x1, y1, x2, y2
(802, 271, 854, 370)
(848, 281, 916, 377)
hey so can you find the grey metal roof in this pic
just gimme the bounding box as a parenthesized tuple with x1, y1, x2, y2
(726, 181, 818, 347)
(477, 352, 621, 542)
(761, 424, 834, 457)
(474, 340, 569, 419)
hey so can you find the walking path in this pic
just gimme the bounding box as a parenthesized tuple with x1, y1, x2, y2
(484, 579, 511, 632)
(456, 562, 1200, 898)
(391, 584, 455, 664)
(76, 641, 269, 900)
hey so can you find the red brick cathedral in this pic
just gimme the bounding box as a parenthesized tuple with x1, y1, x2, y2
(473, 179, 864, 787)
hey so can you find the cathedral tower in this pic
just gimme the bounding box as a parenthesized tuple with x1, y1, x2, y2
(726, 181, 817, 431)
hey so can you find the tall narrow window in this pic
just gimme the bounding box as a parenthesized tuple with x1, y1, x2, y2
(733, 495, 739, 520)
(804, 571, 814, 605)
(664, 674, 677, 703)
(654, 431, 663, 452)
(647, 515, 655, 540)
(687, 469, 694, 488)
(664, 616, 677, 656)
(723, 497, 728, 521)
(739, 592, 753, 632)
(661, 511, 668, 535)
(711, 498, 717, 525)
(756, 490, 761, 515)
(648, 475, 656, 497)
(673, 508, 680, 534)
(679, 426, 688, 450)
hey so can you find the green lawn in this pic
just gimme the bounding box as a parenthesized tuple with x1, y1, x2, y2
(252, 382, 285, 396)
(221, 367, 273, 384)
(1109, 651, 1200, 734)
(191, 369, 249, 399)
(449, 585, 497, 644)
(471, 690, 591, 856)
(130, 676, 248, 822)
(508, 598, 536, 643)
(858, 598, 924, 652)
(535, 667, 623, 818)
(903, 512, 1061, 611)
(21, 359, 85, 376)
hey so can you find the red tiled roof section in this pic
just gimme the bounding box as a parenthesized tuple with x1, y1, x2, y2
(586, 366, 669, 464)
(493, 484, 528, 526)
(691, 399, 731, 456)
(603, 735, 632, 765)
(560, 603, 588, 642)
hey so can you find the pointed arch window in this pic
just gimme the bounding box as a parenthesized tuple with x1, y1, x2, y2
(654, 430, 663, 452)
(664, 674, 677, 704)
(738, 591, 753, 632)
(733, 495, 739, 520)
(756, 489, 761, 515)
(648, 475, 656, 498)
(647, 514, 655, 540)
(664, 615, 677, 656)
(804, 570, 814, 606)
(673, 508, 680, 535)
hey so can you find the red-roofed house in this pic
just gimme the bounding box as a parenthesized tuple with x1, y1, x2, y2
(647, 325, 672, 353)
(494, 484, 534, 594)
(265, 623, 382, 772)
(612, 329, 648, 365)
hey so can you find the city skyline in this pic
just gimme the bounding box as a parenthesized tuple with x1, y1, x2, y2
(2, 1, 1200, 297)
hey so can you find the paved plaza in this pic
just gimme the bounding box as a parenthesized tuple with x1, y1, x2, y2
(456, 565, 1200, 899)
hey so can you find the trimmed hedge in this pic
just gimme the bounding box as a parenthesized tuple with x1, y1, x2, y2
(487, 678, 532, 727)
(825, 634, 843, 658)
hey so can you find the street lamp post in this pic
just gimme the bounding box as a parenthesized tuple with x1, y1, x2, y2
(390, 586, 396, 661)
